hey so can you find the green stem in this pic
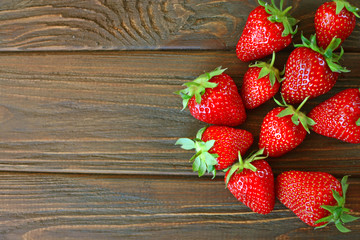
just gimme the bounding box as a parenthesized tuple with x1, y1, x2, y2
(244, 162, 258, 172)
(356, 118, 360, 127)
(316, 175, 359, 232)
(282, 6, 292, 15)
(238, 152, 244, 172)
(175, 67, 225, 109)
(271, 0, 276, 8)
(190, 150, 202, 162)
(225, 149, 266, 187)
(269, 51, 276, 68)
(258, 0, 297, 36)
(296, 96, 310, 112)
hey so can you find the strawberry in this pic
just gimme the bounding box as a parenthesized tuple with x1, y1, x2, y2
(281, 34, 350, 105)
(259, 97, 315, 157)
(175, 67, 246, 126)
(276, 171, 359, 232)
(236, 0, 298, 62)
(225, 149, 274, 214)
(308, 88, 360, 143)
(176, 126, 253, 177)
(315, 0, 359, 49)
(241, 52, 282, 109)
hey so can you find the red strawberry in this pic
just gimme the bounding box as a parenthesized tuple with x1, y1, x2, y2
(308, 88, 360, 143)
(281, 34, 349, 105)
(276, 171, 359, 232)
(315, 0, 359, 49)
(241, 52, 282, 109)
(175, 67, 246, 126)
(225, 149, 274, 214)
(259, 97, 315, 157)
(236, 0, 298, 62)
(176, 126, 253, 177)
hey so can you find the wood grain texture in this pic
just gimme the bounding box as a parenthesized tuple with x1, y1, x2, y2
(0, 0, 359, 239)
(0, 173, 358, 239)
(0, 51, 359, 176)
(0, 0, 359, 51)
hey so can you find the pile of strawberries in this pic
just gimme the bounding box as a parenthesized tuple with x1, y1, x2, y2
(175, 0, 360, 233)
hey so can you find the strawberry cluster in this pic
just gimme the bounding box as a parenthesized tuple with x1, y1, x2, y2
(175, 0, 360, 233)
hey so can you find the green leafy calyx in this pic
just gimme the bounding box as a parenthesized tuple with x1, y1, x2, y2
(174, 67, 226, 110)
(294, 34, 350, 73)
(334, 0, 360, 18)
(225, 149, 267, 187)
(175, 127, 219, 178)
(275, 96, 316, 134)
(315, 175, 360, 233)
(258, 0, 298, 37)
(249, 52, 283, 86)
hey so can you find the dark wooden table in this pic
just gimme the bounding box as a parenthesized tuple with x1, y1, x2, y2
(0, 0, 359, 239)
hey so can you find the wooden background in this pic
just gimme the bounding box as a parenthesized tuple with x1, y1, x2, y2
(0, 0, 359, 239)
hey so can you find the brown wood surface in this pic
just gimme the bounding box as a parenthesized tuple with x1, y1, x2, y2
(0, 51, 359, 177)
(0, 0, 359, 239)
(0, 0, 359, 51)
(0, 173, 358, 240)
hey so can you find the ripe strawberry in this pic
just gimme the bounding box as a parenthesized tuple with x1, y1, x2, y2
(241, 52, 282, 109)
(175, 67, 246, 126)
(259, 97, 315, 157)
(225, 149, 274, 214)
(236, 0, 298, 62)
(176, 126, 253, 177)
(276, 171, 359, 232)
(315, 0, 359, 49)
(308, 88, 360, 143)
(281, 34, 349, 105)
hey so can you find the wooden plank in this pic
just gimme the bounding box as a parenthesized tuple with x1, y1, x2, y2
(0, 172, 358, 239)
(0, 0, 359, 51)
(0, 51, 359, 176)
